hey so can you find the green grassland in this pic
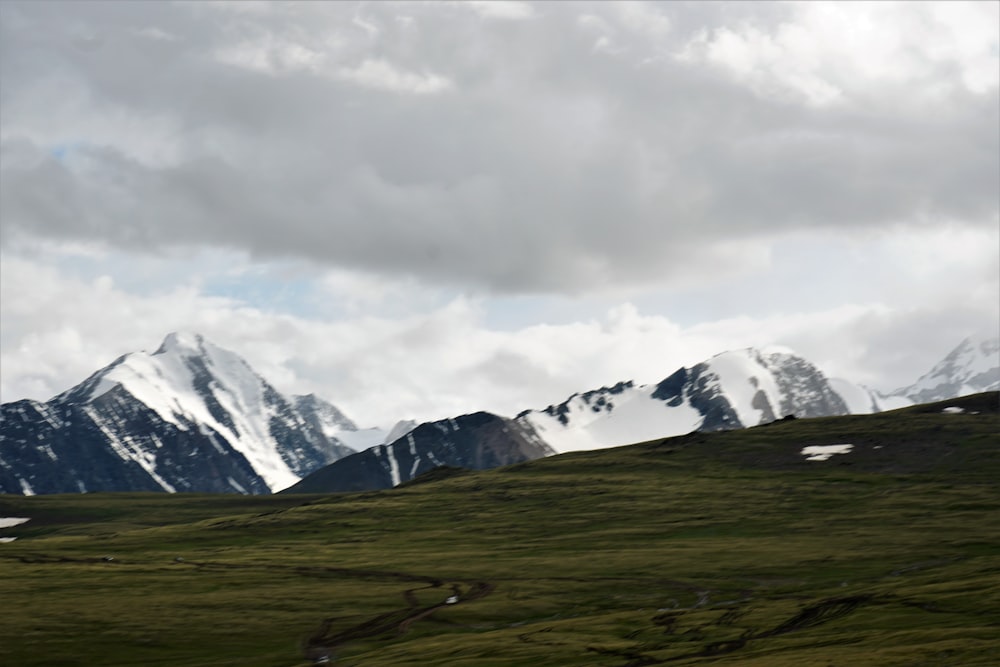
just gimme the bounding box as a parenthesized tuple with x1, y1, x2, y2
(1, 394, 998, 666)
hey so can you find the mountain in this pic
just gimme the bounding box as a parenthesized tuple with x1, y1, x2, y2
(292, 394, 409, 453)
(4, 333, 996, 497)
(288, 346, 866, 494)
(889, 335, 1000, 404)
(0, 333, 371, 495)
(516, 347, 852, 453)
(284, 411, 554, 493)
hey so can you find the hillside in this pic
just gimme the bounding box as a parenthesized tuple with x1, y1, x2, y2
(1, 393, 998, 666)
(285, 411, 554, 494)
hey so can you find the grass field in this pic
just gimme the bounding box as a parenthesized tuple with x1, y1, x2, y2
(1, 393, 998, 666)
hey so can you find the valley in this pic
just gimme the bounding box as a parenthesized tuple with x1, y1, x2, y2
(1, 393, 997, 666)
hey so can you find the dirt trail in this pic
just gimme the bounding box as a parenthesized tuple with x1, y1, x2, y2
(587, 594, 874, 666)
(168, 558, 495, 662)
(2, 552, 494, 665)
(300, 574, 495, 665)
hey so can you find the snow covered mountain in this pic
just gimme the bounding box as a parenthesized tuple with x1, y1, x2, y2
(889, 336, 1000, 404)
(285, 411, 555, 494)
(292, 394, 407, 453)
(828, 335, 1000, 414)
(517, 339, 1000, 455)
(0, 333, 382, 495)
(4, 333, 995, 496)
(288, 346, 862, 493)
(517, 347, 854, 453)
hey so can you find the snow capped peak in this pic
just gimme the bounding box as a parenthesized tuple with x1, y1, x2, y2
(294, 393, 358, 433)
(69, 335, 297, 489)
(759, 344, 797, 356)
(899, 335, 1000, 403)
(38, 334, 364, 493)
(696, 346, 844, 427)
(518, 345, 852, 454)
(155, 331, 208, 356)
(700, 348, 789, 425)
(709, 346, 789, 361)
(385, 419, 419, 443)
(947, 335, 999, 375)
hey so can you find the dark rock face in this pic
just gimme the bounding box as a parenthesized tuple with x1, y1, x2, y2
(683, 363, 744, 431)
(537, 381, 635, 426)
(284, 412, 555, 494)
(762, 352, 849, 418)
(652, 368, 687, 406)
(656, 352, 848, 431)
(650, 363, 743, 431)
(0, 392, 269, 495)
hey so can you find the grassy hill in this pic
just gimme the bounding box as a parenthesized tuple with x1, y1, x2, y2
(1, 393, 998, 666)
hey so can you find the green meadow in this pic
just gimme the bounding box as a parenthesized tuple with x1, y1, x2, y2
(2, 394, 998, 666)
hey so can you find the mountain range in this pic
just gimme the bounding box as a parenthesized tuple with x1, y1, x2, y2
(1, 332, 997, 496)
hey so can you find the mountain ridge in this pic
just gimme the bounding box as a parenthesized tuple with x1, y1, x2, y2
(284, 411, 554, 494)
(0, 332, 372, 495)
(2, 332, 996, 496)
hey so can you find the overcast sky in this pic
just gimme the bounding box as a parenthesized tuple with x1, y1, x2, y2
(1, 1, 998, 427)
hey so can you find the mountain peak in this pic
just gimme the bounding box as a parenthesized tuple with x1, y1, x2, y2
(899, 335, 1000, 403)
(155, 331, 209, 356)
(712, 345, 793, 359)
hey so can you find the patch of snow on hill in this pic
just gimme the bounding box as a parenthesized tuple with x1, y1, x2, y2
(801, 444, 853, 461)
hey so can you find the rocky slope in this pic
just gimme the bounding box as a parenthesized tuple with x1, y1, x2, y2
(284, 411, 554, 493)
(0, 333, 367, 494)
(516, 347, 852, 453)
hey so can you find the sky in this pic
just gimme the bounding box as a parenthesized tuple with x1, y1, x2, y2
(1, 0, 998, 428)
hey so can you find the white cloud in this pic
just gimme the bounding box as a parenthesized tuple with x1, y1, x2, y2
(614, 1, 671, 38)
(3, 245, 994, 427)
(460, 1, 535, 21)
(134, 26, 179, 42)
(214, 32, 326, 75)
(0, 1, 996, 431)
(336, 58, 452, 94)
(677, 1, 1000, 105)
(351, 12, 379, 39)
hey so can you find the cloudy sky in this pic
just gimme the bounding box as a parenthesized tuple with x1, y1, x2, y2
(1, 0, 998, 427)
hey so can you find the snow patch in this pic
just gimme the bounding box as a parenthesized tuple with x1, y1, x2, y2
(801, 444, 854, 461)
(0, 515, 28, 542)
(520, 383, 701, 454)
(941, 406, 964, 414)
(18, 479, 35, 496)
(382, 444, 402, 487)
(407, 433, 421, 478)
